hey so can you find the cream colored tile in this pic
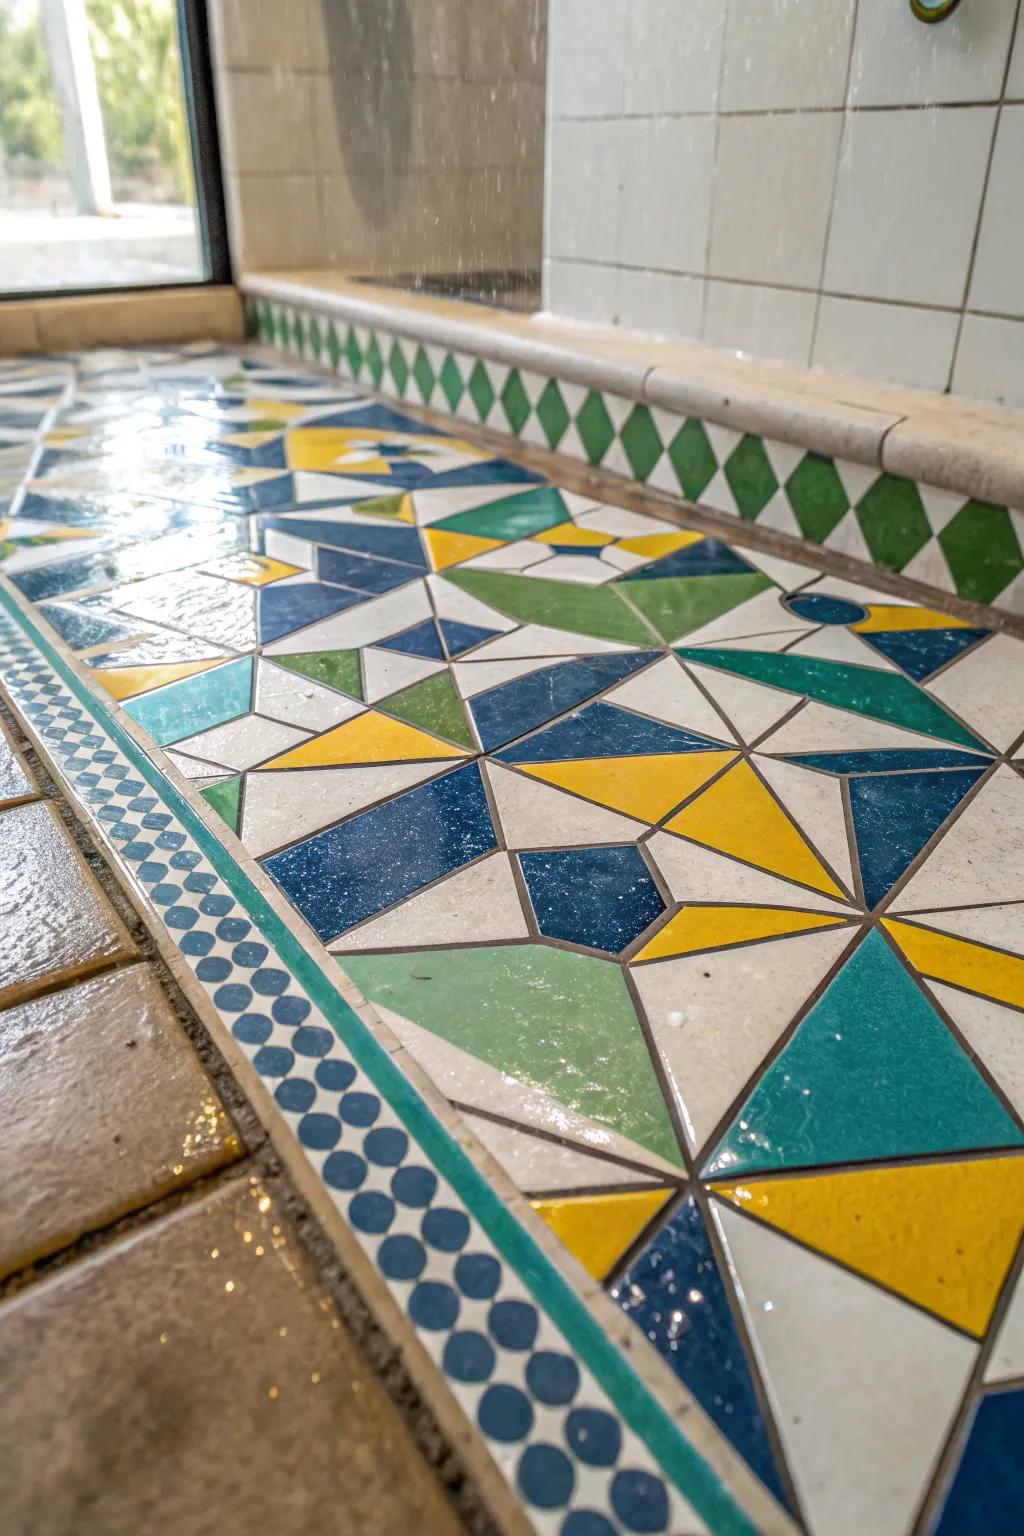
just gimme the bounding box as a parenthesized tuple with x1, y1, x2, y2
(411, 0, 465, 78)
(624, 0, 726, 115)
(218, 69, 315, 177)
(721, 0, 855, 112)
(228, 175, 323, 269)
(710, 112, 843, 287)
(704, 281, 818, 367)
(969, 105, 1024, 319)
(0, 301, 40, 357)
(813, 295, 959, 391)
(0, 718, 37, 809)
(33, 289, 243, 351)
(848, 0, 1017, 107)
(952, 312, 1024, 409)
(618, 116, 716, 274)
(209, 0, 323, 70)
(464, 0, 545, 81)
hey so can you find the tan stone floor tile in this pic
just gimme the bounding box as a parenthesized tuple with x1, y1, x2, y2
(0, 799, 136, 1007)
(0, 718, 37, 809)
(0, 966, 244, 1279)
(0, 1177, 465, 1536)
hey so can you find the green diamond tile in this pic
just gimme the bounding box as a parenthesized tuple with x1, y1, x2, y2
(620, 405, 664, 482)
(325, 320, 342, 370)
(440, 354, 464, 410)
(308, 316, 322, 361)
(856, 475, 931, 572)
(293, 313, 308, 356)
(412, 345, 435, 402)
(786, 453, 850, 544)
(388, 340, 409, 395)
(468, 359, 495, 420)
(724, 435, 778, 521)
(345, 325, 363, 378)
(667, 418, 718, 501)
(256, 302, 271, 342)
(501, 369, 531, 434)
(536, 379, 571, 449)
(275, 309, 289, 349)
(576, 390, 615, 465)
(365, 333, 384, 387)
(939, 500, 1023, 605)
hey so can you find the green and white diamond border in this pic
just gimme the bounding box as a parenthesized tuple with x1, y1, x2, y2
(248, 296, 1024, 615)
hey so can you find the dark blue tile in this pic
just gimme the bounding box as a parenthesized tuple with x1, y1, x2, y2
(261, 514, 427, 568)
(519, 845, 664, 953)
(610, 1197, 789, 1510)
(550, 544, 605, 558)
(262, 761, 496, 941)
(423, 459, 547, 490)
(497, 700, 728, 763)
(38, 601, 139, 652)
(11, 523, 248, 602)
(306, 403, 446, 435)
(470, 652, 659, 752)
(317, 546, 422, 594)
(849, 768, 986, 907)
(785, 748, 993, 774)
(784, 592, 869, 625)
(623, 538, 755, 581)
(257, 581, 365, 644)
(377, 618, 446, 660)
(439, 619, 499, 657)
(932, 1389, 1024, 1536)
(861, 627, 991, 681)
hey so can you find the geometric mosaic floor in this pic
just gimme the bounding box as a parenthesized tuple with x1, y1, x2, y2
(2, 345, 1023, 1536)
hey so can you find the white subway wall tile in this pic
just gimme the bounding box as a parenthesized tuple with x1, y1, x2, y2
(548, 0, 629, 118)
(618, 116, 716, 273)
(952, 313, 1024, 409)
(1008, 11, 1024, 97)
(720, 0, 856, 113)
(813, 296, 959, 392)
(848, 0, 1017, 108)
(546, 119, 624, 264)
(968, 106, 1024, 320)
(624, 0, 726, 116)
(703, 280, 818, 367)
(543, 259, 621, 325)
(618, 269, 704, 339)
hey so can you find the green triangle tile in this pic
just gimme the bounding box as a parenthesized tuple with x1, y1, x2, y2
(439, 354, 464, 410)
(468, 359, 495, 420)
(123, 658, 253, 747)
(674, 646, 987, 751)
(785, 454, 850, 544)
(435, 486, 569, 540)
(501, 369, 531, 434)
(388, 339, 409, 395)
(274, 649, 363, 700)
(343, 945, 683, 1166)
(626, 572, 772, 644)
(856, 475, 932, 572)
(725, 435, 778, 520)
(308, 316, 322, 361)
(291, 313, 306, 354)
(325, 320, 342, 370)
(381, 670, 474, 748)
(445, 569, 653, 645)
(621, 404, 664, 482)
(345, 325, 363, 377)
(275, 309, 290, 349)
(352, 493, 409, 522)
(365, 334, 384, 386)
(667, 418, 718, 501)
(537, 379, 571, 448)
(939, 501, 1023, 606)
(703, 929, 1024, 1178)
(576, 390, 615, 464)
(412, 345, 435, 402)
(201, 775, 242, 833)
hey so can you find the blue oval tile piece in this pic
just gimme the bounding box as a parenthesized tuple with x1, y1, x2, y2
(519, 845, 665, 953)
(784, 592, 868, 625)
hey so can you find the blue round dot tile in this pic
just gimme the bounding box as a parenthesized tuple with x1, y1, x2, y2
(339, 1091, 380, 1127)
(180, 930, 215, 956)
(454, 1253, 501, 1301)
(275, 1077, 316, 1113)
(443, 1330, 495, 1383)
(196, 956, 231, 983)
(273, 995, 311, 1026)
(610, 1470, 670, 1534)
(526, 1352, 580, 1407)
(292, 1025, 334, 1058)
(489, 1299, 539, 1352)
(233, 940, 269, 968)
(251, 967, 289, 996)
(253, 1045, 294, 1078)
(565, 1408, 621, 1468)
(349, 1191, 395, 1233)
(315, 1059, 356, 1091)
(363, 1127, 408, 1167)
(233, 1013, 272, 1045)
(323, 1150, 367, 1191)
(560, 1513, 617, 1536)
(392, 1166, 437, 1208)
(784, 592, 868, 626)
(378, 1234, 427, 1281)
(517, 1444, 575, 1510)
(478, 1384, 534, 1443)
(214, 983, 252, 1013)
(422, 1207, 470, 1254)
(409, 1280, 460, 1331)
(298, 1111, 341, 1149)
(215, 914, 248, 940)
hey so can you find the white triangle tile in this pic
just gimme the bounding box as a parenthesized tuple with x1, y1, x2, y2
(263, 582, 431, 654)
(240, 761, 451, 857)
(899, 539, 954, 593)
(462, 541, 551, 572)
(558, 422, 586, 461)
(754, 755, 857, 896)
(558, 382, 588, 418)
(165, 750, 233, 779)
(427, 573, 517, 632)
(255, 659, 364, 730)
(262, 528, 315, 570)
(648, 454, 682, 495)
(997, 567, 1024, 616)
(606, 655, 735, 741)
(704, 422, 742, 462)
(602, 440, 632, 478)
(701, 467, 738, 516)
(684, 663, 798, 745)
(600, 545, 649, 572)
(372, 1003, 684, 1178)
(362, 647, 446, 704)
(575, 506, 673, 537)
(833, 460, 880, 505)
(331, 853, 529, 950)
(647, 829, 855, 914)
(411, 485, 512, 526)
(823, 512, 873, 563)
(484, 762, 646, 847)
(711, 1203, 977, 1536)
(925, 981, 1024, 1122)
(291, 470, 393, 502)
(785, 625, 898, 671)
(680, 588, 812, 647)
(460, 1112, 666, 1194)
(634, 927, 855, 1153)
(902, 902, 1024, 953)
(919, 486, 967, 534)
(755, 491, 802, 539)
(985, 1268, 1024, 1384)
(453, 656, 556, 698)
(603, 393, 635, 431)
(469, 623, 634, 660)
(927, 634, 1024, 753)
(173, 714, 308, 772)
(760, 701, 978, 756)
(762, 439, 806, 483)
(528, 554, 617, 586)
(892, 766, 1024, 910)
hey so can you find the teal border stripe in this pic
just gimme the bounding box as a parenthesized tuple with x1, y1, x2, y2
(0, 586, 759, 1536)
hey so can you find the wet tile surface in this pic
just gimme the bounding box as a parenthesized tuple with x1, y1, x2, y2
(0, 965, 242, 1279)
(0, 1177, 464, 1536)
(2, 344, 1024, 1535)
(0, 717, 36, 808)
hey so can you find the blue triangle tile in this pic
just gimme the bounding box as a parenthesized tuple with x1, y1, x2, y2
(469, 652, 659, 752)
(703, 930, 1024, 1179)
(861, 627, 991, 681)
(420, 459, 547, 490)
(497, 699, 729, 763)
(610, 1196, 791, 1509)
(785, 748, 992, 774)
(439, 619, 500, 657)
(623, 538, 756, 581)
(519, 844, 665, 953)
(302, 403, 445, 435)
(849, 767, 987, 907)
(261, 515, 426, 569)
(317, 547, 422, 594)
(377, 618, 446, 660)
(257, 581, 365, 644)
(932, 1388, 1024, 1536)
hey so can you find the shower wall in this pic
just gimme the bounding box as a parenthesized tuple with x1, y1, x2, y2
(210, 0, 546, 282)
(544, 0, 1024, 403)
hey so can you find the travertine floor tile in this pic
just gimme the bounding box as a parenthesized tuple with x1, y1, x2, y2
(0, 718, 36, 808)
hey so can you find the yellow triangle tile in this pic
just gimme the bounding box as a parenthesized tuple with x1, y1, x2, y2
(94, 659, 223, 702)
(665, 760, 845, 899)
(614, 530, 705, 558)
(245, 397, 307, 420)
(264, 710, 467, 768)
(711, 1156, 1024, 1337)
(0, 518, 10, 539)
(425, 527, 503, 572)
(35, 525, 100, 542)
(524, 751, 737, 823)
(532, 1188, 675, 1281)
(635, 904, 846, 962)
(205, 553, 302, 586)
(531, 522, 615, 547)
(221, 429, 285, 450)
(884, 920, 1024, 1012)
(853, 604, 971, 633)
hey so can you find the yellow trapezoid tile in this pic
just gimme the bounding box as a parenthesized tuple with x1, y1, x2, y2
(635, 905, 847, 963)
(531, 522, 615, 547)
(664, 760, 845, 900)
(532, 1188, 675, 1281)
(853, 605, 971, 634)
(262, 710, 468, 769)
(425, 527, 503, 572)
(245, 396, 307, 420)
(94, 659, 224, 702)
(883, 920, 1024, 1012)
(206, 553, 303, 586)
(614, 531, 705, 559)
(523, 751, 738, 824)
(711, 1155, 1024, 1337)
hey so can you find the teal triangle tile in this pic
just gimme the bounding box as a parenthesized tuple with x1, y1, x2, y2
(849, 767, 987, 907)
(122, 657, 253, 747)
(674, 647, 988, 751)
(702, 929, 1024, 1179)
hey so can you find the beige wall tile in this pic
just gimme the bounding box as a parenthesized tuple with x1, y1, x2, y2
(32, 289, 244, 351)
(0, 301, 41, 356)
(412, 0, 466, 77)
(227, 175, 323, 269)
(217, 69, 316, 177)
(209, 0, 322, 71)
